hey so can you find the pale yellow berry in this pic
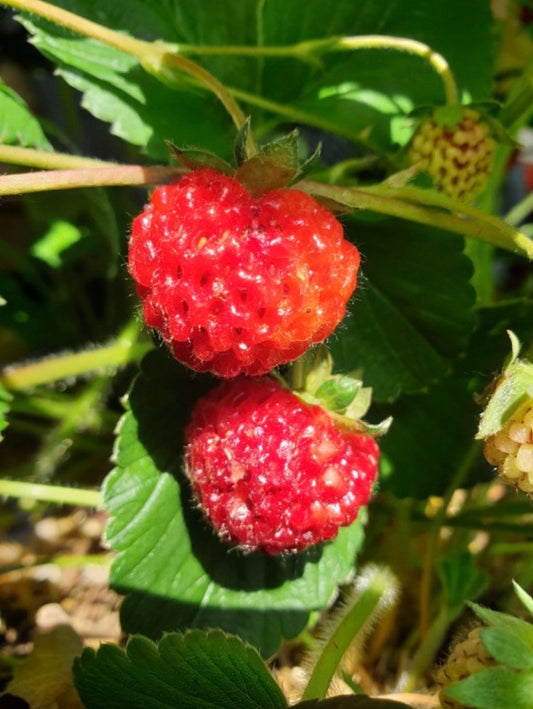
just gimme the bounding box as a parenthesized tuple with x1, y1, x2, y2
(436, 628, 495, 709)
(483, 403, 533, 494)
(408, 108, 495, 202)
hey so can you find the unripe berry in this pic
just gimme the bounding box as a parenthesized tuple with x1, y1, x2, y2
(436, 629, 495, 709)
(409, 108, 495, 202)
(483, 400, 533, 494)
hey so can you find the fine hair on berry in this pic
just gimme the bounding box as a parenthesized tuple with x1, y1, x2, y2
(128, 168, 360, 377)
(185, 376, 379, 554)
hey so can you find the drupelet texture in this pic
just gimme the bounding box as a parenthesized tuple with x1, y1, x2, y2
(128, 169, 360, 377)
(185, 376, 379, 554)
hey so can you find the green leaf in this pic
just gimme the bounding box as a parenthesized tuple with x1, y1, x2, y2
(106, 350, 367, 657)
(284, 0, 492, 151)
(19, 0, 493, 157)
(30, 221, 83, 268)
(445, 667, 533, 709)
(74, 630, 288, 709)
(514, 581, 533, 618)
(0, 80, 51, 148)
(374, 377, 480, 498)
(329, 219, 475, 402)
(469, 603, 533, 647)
(18, 11, 232, 160)
(477, 358, 533, 439)
(0, 382, 12, 442)
(295, 697, 411, 708)
(480, 627, 533, 670)
(437, 552, 488, 613)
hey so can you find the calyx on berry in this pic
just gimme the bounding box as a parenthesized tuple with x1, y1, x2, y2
(285, 345, 392, 436)
(477, 332, 533, 493)
(129, 132, 360, 377)
(167, 119, 321, 198)
(184, 348, 386, 554)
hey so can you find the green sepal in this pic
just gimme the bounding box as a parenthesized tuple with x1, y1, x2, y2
(444, 666, 533, 709)
(513, 581, 533, 619)
(434, 104, 464, 127)
(476, 332, 533, 439)
(235, 130, 302, 196)
(296, 143, 322, 181)
(407, 103, 436, 120)
(315, 376, 362, 412)
(351, 416, 392, 437)
(166, 141, 234, 175)
(294, 345, 334, 393)
(287, 347, 390, 436)
(467, 99, 503, 116)
(476, 111, 519, 148)
(234, 116, 253, 166)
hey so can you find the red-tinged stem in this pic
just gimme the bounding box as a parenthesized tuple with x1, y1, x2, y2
(0, 165, 182, 195)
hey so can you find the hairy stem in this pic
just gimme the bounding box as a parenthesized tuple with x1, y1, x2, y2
(1, 323, 152, 391)
(301, 567, 396, 700)
(419, 442, 481, 638)
(300, 180, 533, 259)
(0, 165, 182, 195)
(0, 144, 113, 169)
(0, 479, 102, 507)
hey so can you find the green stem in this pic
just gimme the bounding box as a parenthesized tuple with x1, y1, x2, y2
(228, 86, 372, 147)
(0, 479, 101, 507)
(32, 376, 111, 480)
(1, 332, 152, 391)
(300, 180, 533, 259)
(9, 418, 108, 453)
(177, 34, 458, 105)
(418, 441, 481, 638)
(0, 144, 113, 169)
(402, 606, 453, 692)
(505, 190, 533, 227)
(301, 566, 395, 701)
(0, 164, 182, 196)
(10, 393, 118, 428)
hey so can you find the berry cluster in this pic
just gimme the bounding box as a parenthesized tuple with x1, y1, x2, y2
(128, 159, 378, 554)
(409, 108, 494, 202)
(483, 400, 533, 494)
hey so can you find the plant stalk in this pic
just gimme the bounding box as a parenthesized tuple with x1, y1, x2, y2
(173, 34, 459, 105)
(0, 165, 182, 196)
(0, 479, 101, 507)
(418, 441, 481, 638)
(300, 180, 533, 259)
(301, 567, 395, 700)
(1, 336, 152, 391)
(0, 144, 113, 170)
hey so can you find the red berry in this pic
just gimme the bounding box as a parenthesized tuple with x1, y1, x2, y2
(128, 169, 360, 377)
(185, 376, 379, 554)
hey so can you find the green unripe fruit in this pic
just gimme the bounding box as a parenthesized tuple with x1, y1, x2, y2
(409, 108, 495, 202)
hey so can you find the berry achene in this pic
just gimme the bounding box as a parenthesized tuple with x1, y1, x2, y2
(185, 376, 379, 554)
(128, 169, 360, 377)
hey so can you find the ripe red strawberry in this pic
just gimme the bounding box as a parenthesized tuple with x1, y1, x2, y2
(128, 168, 359, 377)
(184, 376, 379, 554)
